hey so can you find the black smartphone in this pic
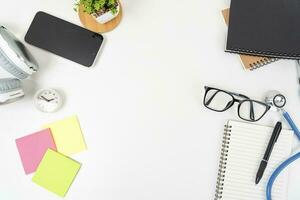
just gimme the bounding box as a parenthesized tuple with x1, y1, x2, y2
(25, 12, 104, 67)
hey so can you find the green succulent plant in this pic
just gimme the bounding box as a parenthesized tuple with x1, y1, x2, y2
(75, 0, 118, 15)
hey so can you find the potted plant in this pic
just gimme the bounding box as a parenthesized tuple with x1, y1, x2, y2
(75, 0, 120, 24)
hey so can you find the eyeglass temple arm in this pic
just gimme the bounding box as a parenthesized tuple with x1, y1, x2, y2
(230, 92, 255, 121)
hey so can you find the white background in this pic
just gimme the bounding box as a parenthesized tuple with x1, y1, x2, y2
(1, 0, 300, 199)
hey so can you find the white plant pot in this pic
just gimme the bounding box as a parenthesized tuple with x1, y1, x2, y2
(93, 5, 120, 24)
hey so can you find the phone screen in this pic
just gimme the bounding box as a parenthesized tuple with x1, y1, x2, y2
(25, 12, 104, 67)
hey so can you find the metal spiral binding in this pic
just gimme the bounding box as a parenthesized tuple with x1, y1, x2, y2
(249, 58, 279, 71)
(214, 125, 232, 200)
(233, 47, 300, 58)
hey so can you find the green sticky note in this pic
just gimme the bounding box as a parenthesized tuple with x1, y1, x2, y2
(32, 149, 81, 197)
(43, 116, 87, 155)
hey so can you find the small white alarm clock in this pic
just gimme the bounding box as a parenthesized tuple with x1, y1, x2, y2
(34, 89, 63, 113)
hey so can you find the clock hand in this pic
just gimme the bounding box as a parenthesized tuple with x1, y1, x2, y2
(39, 96, 50, 102)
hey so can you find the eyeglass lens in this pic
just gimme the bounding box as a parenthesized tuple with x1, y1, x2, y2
(204, 89, 233, 111)
(239, 100, 268, 121)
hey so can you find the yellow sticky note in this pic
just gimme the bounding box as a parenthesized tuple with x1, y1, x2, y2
(43, 116, 87, 155)
(32, 149, 81, 197)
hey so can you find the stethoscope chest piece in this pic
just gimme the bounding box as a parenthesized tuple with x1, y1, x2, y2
(264, 90, 286, 111)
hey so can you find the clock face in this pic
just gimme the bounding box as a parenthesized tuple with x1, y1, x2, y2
(34, 89, 63, 113)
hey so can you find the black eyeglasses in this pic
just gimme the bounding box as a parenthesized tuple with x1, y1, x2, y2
(203, 86, 271, 122)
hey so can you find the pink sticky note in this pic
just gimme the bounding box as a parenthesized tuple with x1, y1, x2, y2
(15, 129, 57, 174)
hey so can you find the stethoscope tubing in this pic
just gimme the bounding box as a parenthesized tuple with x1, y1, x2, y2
(282, 111, 300, 140)
(266, 152, 300, 200)
(266, 110, 300, 200)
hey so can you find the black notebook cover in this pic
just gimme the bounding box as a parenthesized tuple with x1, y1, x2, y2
(226, 0, 300, 59)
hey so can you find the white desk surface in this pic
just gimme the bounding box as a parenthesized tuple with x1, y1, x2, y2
(2, 0, 300, 199)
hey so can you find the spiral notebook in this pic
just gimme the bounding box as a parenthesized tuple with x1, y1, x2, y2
(226, 0, 300, 59)
(214, 120, 293, 200)
(222, 8, 278, 71)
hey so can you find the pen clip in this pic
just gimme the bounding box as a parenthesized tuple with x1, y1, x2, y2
(274, 122, 282, 143)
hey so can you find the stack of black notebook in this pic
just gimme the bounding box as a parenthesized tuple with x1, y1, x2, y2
(226, 0, 300, 59)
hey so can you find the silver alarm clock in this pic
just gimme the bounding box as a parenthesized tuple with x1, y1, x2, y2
(34, 89, 63, 113)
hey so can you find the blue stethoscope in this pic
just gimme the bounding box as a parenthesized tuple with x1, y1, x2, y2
(264, 91, 300, 200)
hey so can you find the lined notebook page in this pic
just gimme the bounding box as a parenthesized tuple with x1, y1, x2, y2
(220, 120, 292, 200)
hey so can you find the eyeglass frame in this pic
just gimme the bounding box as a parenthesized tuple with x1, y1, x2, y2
(203, 86, 271, 122)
